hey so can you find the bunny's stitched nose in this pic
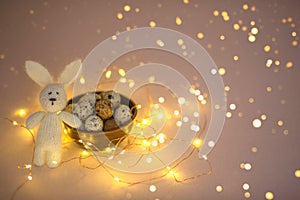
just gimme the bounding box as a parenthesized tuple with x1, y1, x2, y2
(49, 98, 56, 105)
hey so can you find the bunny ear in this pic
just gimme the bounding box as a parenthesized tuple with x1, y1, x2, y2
(59, 59, 82, 86)
(25, 61, 53, 86)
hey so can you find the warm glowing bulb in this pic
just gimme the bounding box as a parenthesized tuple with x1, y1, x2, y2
(79, 77, 85, 84)
(27, 175, 33, 181)
(176, 16, 182, 25)
(216, 185, 223, 192)
(105, 70, 112, 79)
(174, 110, 180, 116)
(158, 97, 165, 103)
(123, 5, 131, 12)
(13, 121, 18, 126)
(252, 119, 262, 128)
(114, 177, 120, 182)
(265, 192, 274, 200)
(193, 138, 202, 148)
(17, 109, 27, 117)
(118, 68, 126, 77)
(142, 140, 151, 147)
(149, 21, 156, 27)
(81, 150, 89, 156)
(25, 164, 32, 169)
(244, 163, 252, 170)
(149, 185, 157, 192)
(141, 118, 151, 126)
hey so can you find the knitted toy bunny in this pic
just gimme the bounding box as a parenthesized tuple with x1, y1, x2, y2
(25, 60, 82, 168)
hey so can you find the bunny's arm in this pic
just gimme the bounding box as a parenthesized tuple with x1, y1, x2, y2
(26, 111, 46, 129)
(59, 111, 81, 128)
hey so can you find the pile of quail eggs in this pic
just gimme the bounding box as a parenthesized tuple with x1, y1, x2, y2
(65, 91, 133, 132)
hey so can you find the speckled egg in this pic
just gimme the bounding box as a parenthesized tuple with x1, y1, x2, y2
(95, 99, 114, 119)
(84, 115, 103, 132)
(79, 93, 101, 105)
(114, 104, 132, 126)
(73, 101, 94, 120)
(101, 91, 121, 108)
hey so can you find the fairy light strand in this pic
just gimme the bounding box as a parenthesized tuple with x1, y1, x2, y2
(6, 67, 211, 198)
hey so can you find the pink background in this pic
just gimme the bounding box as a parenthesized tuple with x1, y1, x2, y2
(0, 0, 299, 199)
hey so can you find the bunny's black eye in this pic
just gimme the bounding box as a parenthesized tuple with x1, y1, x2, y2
(48, 92, 52, 95)
(56, 92, 59, 95)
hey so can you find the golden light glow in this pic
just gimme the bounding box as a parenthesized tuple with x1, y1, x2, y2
(177, 39, 184, 45)
(251, 27, 259, 35)
(277, 120, 284, 126)
(117, 12, 123, 20)
(266, 59, 273, 67)
(158, 97, 165, 103)
(295, 170, 300, 178)
(275, 60, 280, 66)
(243, 4, 249, 10)
(79, 77, 85, 84)
(244, 163, 252, 170)
(248, 98, 255, 103)
(141, 118, 152, 127)
(13, 121, 18, 126)
(286, 61, 293, 68)
(265, 192, 274, 200)
(123, 5, 131, 12)
(149, 21, 156, 27)
(243, 183, 250, 190)
(27, 175, 33, 181)
(220, 35, 225, 40)
(213, 10, 219, 16)
(218, 67, 226, 75)
(252, 119, 262, 128)
(114, 177, 120, 182)
(248, 34, 256, 42)
(149, 185, 157, 192)
(226, 112, 232, 118)
(292, 40, 298, 46)
(176, 16, 182, 25)
(264, 45, 271, 52)
(118, 68, 126, 77)
(216, 185, 223, 192)
(244, 192, 251, 198)
(81, 150, 90, 156)
(233, 55, 239, 61)
(233, 23, 240, 30)
(229, 103, 236, 110)
(197, 32, 204, 39)
(261, 114, 267, 120)
(105, 70, 112, 79)
(16, 109, 27, 117)
(193, 138, 202, 148)
(224, 85, 230, 91)
(156, 39, 165, 47)
(251, 147, 258, 153)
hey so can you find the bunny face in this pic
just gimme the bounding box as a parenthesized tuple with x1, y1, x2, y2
(39, 84, 67, 112)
